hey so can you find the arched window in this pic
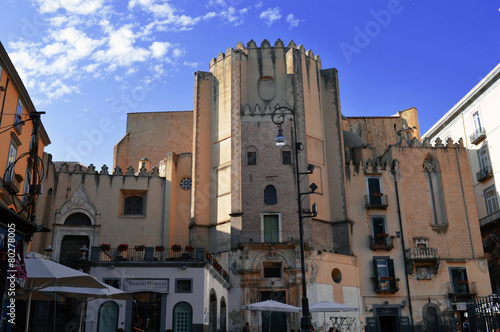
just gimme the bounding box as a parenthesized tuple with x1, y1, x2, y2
(124, 196, 143, 215)
(97, 301, 119, 332)
(64, 213, 92, 226)
(173, 301, 193, 332)
(423, 156, 446, 226)
(264, 185, 277, 205)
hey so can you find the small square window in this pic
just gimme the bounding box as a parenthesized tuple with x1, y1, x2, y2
(282, 151, 291, 165)
(247, 151, 257, 165)
(103, 279, 120, 289)
(175, 279, 192, 293)
(263, 262, 282, 278)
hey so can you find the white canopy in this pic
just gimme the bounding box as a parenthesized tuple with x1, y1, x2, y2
(241, 300, 302, 313)
(309, 301, 358, 312)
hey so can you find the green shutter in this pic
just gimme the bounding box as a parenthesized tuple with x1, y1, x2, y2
(264, 215, 279, 243)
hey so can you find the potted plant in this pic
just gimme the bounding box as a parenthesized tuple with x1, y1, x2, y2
(135, 245, 145, 251)
(206, 251, 212, 260)
(100, 244, 111, 251)
(155, 245, 165, 252)
(223, 270, 228, 278)
(118, 244, 128, 251)
(185, 245, 194, 252)
(171, 244, 182, 252)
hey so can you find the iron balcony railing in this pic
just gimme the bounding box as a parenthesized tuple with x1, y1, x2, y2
(90, 246, 229, 282)
(470, 127, 486, 145)
(369, 235, 394, 250)
(406, 247, 439, 261)
(365, 194, 389, 209)
(372, 276, 399, 294)
(447, 281, 478, 297)
(476, 165, 493, 182)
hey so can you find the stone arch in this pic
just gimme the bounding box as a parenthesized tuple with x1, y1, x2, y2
(52, 184, 100, 263)
(251, 247, 295, 271)
(209, 289, 217, 332)
(422, 154, 447, 226)
(422, 302, 442, 331)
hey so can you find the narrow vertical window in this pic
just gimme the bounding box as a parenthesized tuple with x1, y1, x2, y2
(366, 177, 382, 205)
(371, 217, 387, 245)
(423, 156, 446, 226)
(264, 185, 277, 205)
(14, 99, 23, 132)
(262, 214, 280, 243)
(478, 146, 490, 169)
(484, 186, 499, 215)
(5, 142, 17, 183)
(247, 146, 257, 165)
(473, 111, 482, 131)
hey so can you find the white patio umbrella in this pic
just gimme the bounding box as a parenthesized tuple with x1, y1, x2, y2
(23, 254, 106, 332)
(309, 301, 359, 312)
(241, 300, 301, 332)
(310, 301, 358, 331)
(40, 280, 132, 332)
(241, 299, 302, 312)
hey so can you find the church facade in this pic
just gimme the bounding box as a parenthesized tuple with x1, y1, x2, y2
(31, 40, 491, 332)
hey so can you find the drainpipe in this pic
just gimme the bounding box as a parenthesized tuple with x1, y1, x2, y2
(454, 148, 475, 258)
(0, 77, 10, 127)
(392, 161, 414, 331)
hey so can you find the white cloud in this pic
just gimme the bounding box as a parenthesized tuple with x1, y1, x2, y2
(93, 25, 150, 67)
(260, 7, 281, 26)
(150, 41, 171, 59)
(128, 0, 201, 29)
(34, 0, 105, 15)
(172, 48, 184, 58)
(286, 13, 300, 29)
(183, 61, 199, 68)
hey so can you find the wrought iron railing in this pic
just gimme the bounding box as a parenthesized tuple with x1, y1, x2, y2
(470, 127, 486, 144)
(447, 281, 477, 296)
(369, 235, 394, 250)
(365, 194, 389, 209)
(476, 165, 493, 182)
(90, 246, 229, 282)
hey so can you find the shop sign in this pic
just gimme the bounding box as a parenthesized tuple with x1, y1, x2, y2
(126, 279, 169, 293)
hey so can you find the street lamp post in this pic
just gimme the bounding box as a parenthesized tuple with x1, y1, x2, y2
(271, 106, 316, 332)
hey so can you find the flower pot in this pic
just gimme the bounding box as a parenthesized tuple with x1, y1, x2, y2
(118, 246, 128, 251)
(172, 248, 181, 252)
(101, 247, 110, 252)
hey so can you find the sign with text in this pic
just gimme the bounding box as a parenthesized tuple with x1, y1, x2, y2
(126, 279, 169, 293)
(366, 317, 377, 332)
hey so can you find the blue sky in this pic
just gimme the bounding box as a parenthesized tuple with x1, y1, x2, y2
(1, 0, 499, 168)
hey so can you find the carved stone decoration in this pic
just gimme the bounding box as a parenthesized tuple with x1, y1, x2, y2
(434, 137, 443, 147)
(87, 164, 96, 173)
(113, 167, 123, 175)
(56, 184, 99, 225)
(423, 157, 437, 173)
(243, 104, 251, 116)
(126, 166, 135, 175)
(254, 104, 261, 115)
(264, 104, 271, 115)
(100, 165, 109, 175)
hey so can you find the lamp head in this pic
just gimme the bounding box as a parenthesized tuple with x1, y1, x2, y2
(309, 183, 318, 193)
(274, 128, 286, 146)
(307, 164, 315, 173)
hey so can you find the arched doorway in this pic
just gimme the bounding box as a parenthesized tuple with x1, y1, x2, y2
(209, 291, 217, 332)
(59, 235, 90, 269)
(132, 292, 162, 332)
(98, 301, 119, 332)
(220, 298, 227, 332)
(173, 301, 193, 332)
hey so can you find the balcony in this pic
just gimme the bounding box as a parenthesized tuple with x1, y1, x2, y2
(447, 281, 478, 299)
(406, 247, 439, 275)
(365, 194, 389, 209)
(476, 165, 493, 182)
(470, 127, 486, 145)
(90, 246, 229, 282)
(372, 276, 399, 294)
(369, 235, 394, 251)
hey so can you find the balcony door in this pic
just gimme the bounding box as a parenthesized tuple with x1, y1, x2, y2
(367, 177, 382, 205)
(450, 268, 469, 294)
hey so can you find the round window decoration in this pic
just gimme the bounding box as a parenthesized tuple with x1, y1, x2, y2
(180, 177, 192, 190)
(331, 268, 342, 284)
(257, 76, 277, 101)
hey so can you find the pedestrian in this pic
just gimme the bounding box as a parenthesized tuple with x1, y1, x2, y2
(242, 322, 250, 332)
(462, 319, 469, 332)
